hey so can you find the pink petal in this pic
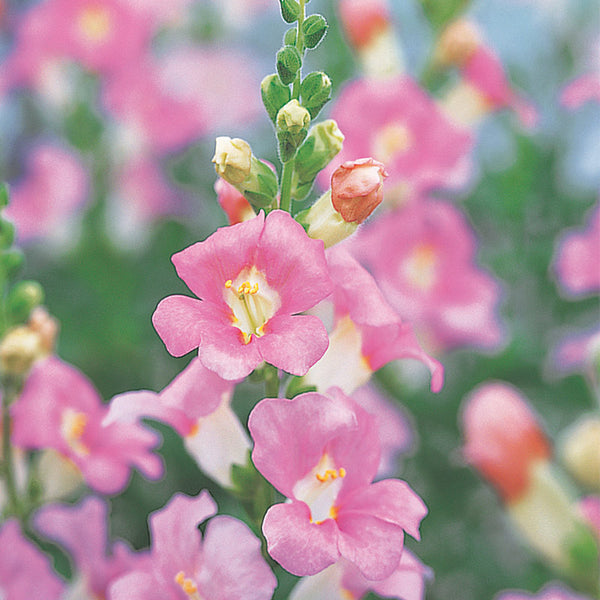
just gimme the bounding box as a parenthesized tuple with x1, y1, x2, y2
(109, 571, 165, 600)
(258, 314, 330, 376)
(263, 501, 340, 576)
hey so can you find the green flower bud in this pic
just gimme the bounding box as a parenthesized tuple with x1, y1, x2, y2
(7, 280, 44, 325)
(292, 119, 344, 200)
(276, 99, 311, 163)
(0, 249, 24, 279)
(276, 45, 302, 86)
(0, 219, 15, 250)
(278, 0, 301, 23)
(300, 71, 332, 119)
(284, 27, 297, 46)
(0, 183, 9, 209)
(302, 14, 328, 49)
(261, 74, 291, 124)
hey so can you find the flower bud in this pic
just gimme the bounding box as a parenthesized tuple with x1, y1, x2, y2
(284, 27, 296, 46)
(300, 71, 332, 119)
(0, 218, 15, 250)
(331, 158, 387, 224)
(302, 14, 328, 49)
(261, 74, 291, 124)
(434, 19, 481, 67)
(6, 280, 44, 326)
(278, 0, 301, 23)
(276, 99, 311, 162)
(28, 306, 59, 354)
(212, 137, 252, 185)
(0, 326, 45, 377)
(560, 417, 600, 491)
(276, 45, 302, 86)
(215, 178, 256, 225)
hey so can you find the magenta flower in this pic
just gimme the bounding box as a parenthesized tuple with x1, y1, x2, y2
(0, 519, 65, 600)
(249, 388, 428, 579)
(320, 76, 472, 203)
(355, 200, 505, 353)
(6, 143, 89, 243)
(105, 358, 250, 488)
(109, 491, 277, 600)
(34, 496, 148, 598)
(153, 210, 332, 380)
(10, 356, 163, 495)
(553, 203, 600, 297)
(561, 74, 600, 109)
(304, 247, 443, 393)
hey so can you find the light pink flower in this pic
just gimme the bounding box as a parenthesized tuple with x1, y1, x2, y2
(104, 358, 250, 488)
(355, 200, 505, 352)
(34, 496, 148, 598)
(304, 247, 444, 393)
(249, 388, 428, 579)
(153, 210, 332, 380)
(11, 356, 163, 495)
(109, 491, 277, 600)
(553, 203, 600, 297)
(215, 178, 256, 225)
(6, 143, 89, 242)
(496, 584, 592, 600)
(561, 74, 600, 109)
(321, 76, 473, 203)
(338, 0, 391, 50)
(0, 519, 65, 600)
(290, 550, 430, 600)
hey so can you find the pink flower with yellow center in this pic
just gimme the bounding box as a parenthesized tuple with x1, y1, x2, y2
(153, 210, 332, 380)
(10, 356, 163, 495)
(320, 76, 472, 204)
(249, 388, 428, 579)
(355, 200, 505, 353)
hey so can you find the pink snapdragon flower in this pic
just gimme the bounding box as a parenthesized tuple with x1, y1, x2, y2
(553, 203, 600, 297)
(34, 496, 148, 598)
(321, 76, 472, 203)
(6, 143, 89, 243)
(105, 358, 250, 488)
(153, 210, 332, 380)
(109, 491, 277, 600)
(355, 200, 505, 353)
(303, 247, 444, 393)
(10, 356, 163, 495)
(290, 550, 430, 600)
(561, 74, 600, 109)
(215, 177, 256, 225)
(249, 388, 428, 579)
(0, 519, 65, 600)
(496, 584, 592, 600)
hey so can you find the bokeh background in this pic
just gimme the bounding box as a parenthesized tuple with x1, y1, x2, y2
(0, 0, 599, 599)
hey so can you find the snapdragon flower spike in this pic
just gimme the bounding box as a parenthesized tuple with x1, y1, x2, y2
(153, 210, 332, 380)
(108, 491, 277, 600)
(304, 248, 444, 394)
(104, 358, 250, 488)
(553, 202, 600, 298)
(249, 388, 428, 580)
(290, 550, 430, 600)
(0, 519, 65, 600)
(34, 496, 148, 599)
(10, 356, 163, 495)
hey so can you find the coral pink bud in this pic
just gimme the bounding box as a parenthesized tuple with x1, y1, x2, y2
(214, 178, 255, 225)
(462, 382, 551, 503)
(331, 158, 387, 224)
(339, 0, 391, 49)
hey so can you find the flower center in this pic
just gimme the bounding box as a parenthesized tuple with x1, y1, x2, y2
(224, 268, 280, 344)
(60, 409, 89, 457)
(174, 571, 202, 600)
(401, 243, 438, 291)
(373, 121, 412, 164)
(77, 5, 112, 43)
(293, 453, 346, 524)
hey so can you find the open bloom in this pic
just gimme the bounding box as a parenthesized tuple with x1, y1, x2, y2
(11, 356, 163, 495)
(153, 210, 332, 380)
(249, 388, 427, 579)
(0, 519, 65, 600)
(109, 491, 277, 600)
(105, 358, 250, 488)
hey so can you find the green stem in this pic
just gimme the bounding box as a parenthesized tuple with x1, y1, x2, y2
(264, 365, 280, 398)
(291, 0, 306, 100)
(1, 376, 22, 519)
(279, 160, 294, 213)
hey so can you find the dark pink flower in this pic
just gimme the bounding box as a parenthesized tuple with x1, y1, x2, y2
(109, 491, 277, 600)
(153, 210, 332, 380)
(249, 389, 427, 579)
(11, 356, 163, 495)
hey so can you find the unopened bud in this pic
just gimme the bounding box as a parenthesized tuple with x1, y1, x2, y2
(276, 45, 302, 86)
(300, 71, 332, 119)
(0, 326, 45, 376)
(331, 158, 387, 224)
(302, 14, 328, 49)
(7, 280, 44, 325)
(261, 74, 291, 124)
(28, 306, 59, 354)
(278, 0, 300, 23)
(276, 99, 310, 163)
(284, 27, 296, 46)
(560, 417, 600, 491)
(212, 137, 252, 185)
(435, 19, 481, 67)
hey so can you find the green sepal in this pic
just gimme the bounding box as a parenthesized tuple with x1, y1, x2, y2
(0, 220, 15, 250)
(0, 183, 9, 209)
(243, 189, 274, 210)
(277, 128, 308, 163)
(261, 74, 291, 124)
(285, 375, 317, 398)
(278, 0, 301, 23)
(276, 45, 302, 86)
(300, 71, 332, 119)
(284, 27, 297, 46)
(302, 14, 328, 49)
(6, 281, 44, 325)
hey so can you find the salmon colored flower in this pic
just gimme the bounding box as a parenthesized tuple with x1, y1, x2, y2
(215, 178, 256, 225)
